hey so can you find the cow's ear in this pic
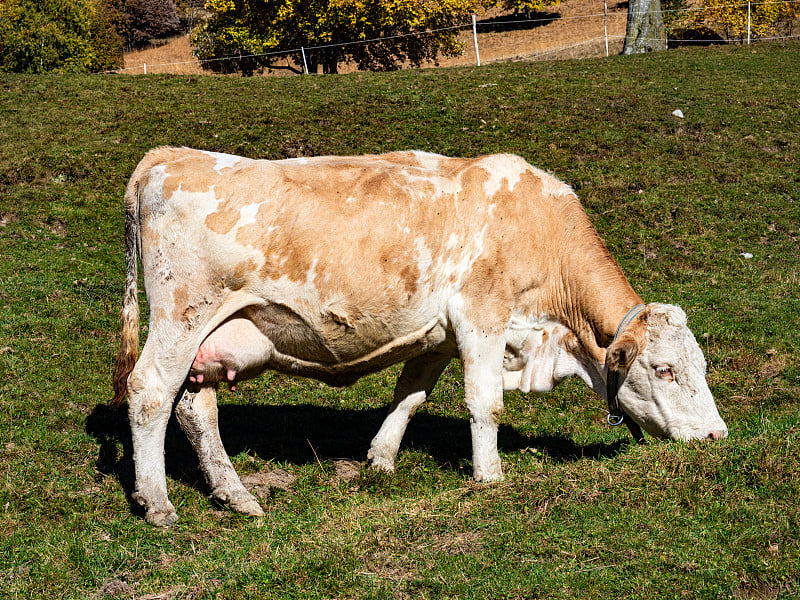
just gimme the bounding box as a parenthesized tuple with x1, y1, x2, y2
(606, 311, 648, 372)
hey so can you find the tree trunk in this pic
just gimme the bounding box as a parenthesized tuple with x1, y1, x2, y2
(622, 0, 667, 54)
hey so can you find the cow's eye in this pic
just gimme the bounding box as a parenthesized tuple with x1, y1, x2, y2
(655, 365, 674, 380)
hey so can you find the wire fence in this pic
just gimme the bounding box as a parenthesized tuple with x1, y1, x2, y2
(112, 0, 800, 75)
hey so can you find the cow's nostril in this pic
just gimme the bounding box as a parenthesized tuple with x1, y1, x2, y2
(707, 430, 726, 440)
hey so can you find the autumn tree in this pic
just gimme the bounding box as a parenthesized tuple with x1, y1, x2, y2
(698, 0, 800, 41)
(174, 0, 208, 33)
(0, 0, 123, 73)
(120, 0, 181, 48)
(500, 0, 561, 16)
(192, 0, 484, 75)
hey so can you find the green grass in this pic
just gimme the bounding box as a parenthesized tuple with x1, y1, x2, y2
(1, 42, 799, 599)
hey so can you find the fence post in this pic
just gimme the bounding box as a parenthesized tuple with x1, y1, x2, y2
(747, 2, 751, 44)
(604, 0, 609, 57)
(472, 14, 481, 67)
(143, 63, 147, 75)
(301, 47, 309, 74)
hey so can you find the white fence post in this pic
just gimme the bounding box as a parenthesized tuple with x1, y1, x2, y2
(604, 0, 609, 57)
(143, 63, 147, 75)
(747, 2, 752, 44)
(472, 14, 481, 67)
(301, 47, 309, 74)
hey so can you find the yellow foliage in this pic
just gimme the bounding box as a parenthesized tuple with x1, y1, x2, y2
(699, 0, 800, 40)
(194, 0, 485, 74)
(501, 0, 561, 13)
(204, 0, 236, 12)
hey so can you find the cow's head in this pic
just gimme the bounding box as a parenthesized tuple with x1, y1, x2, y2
(605, 303, 727, 441)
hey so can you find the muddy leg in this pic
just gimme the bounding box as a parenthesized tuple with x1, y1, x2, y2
(127, 346, 186, 526)
(174, 386, 264, 516)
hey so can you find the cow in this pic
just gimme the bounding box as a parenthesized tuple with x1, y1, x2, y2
(112, 147, 727, 526)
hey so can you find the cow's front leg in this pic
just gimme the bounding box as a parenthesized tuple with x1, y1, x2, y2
(367, 352, 451, 472)
(459, 334, 506, 482)
(174, 386, 264, 517)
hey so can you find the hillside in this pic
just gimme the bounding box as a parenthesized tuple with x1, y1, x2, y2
(123, 0, 630, 74)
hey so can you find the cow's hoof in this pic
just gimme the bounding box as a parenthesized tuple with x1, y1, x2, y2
(212, 487, 264, 517)
(366, 455, 395, 473)
(473, 470, 504, 483)
(145, 508, 179, 527)
(230, 497, 265, 517)
(132, 491, 178, 527)
(367, 448, 394, 473)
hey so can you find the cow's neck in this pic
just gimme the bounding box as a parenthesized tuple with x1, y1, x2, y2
(548, 215, 644, 363)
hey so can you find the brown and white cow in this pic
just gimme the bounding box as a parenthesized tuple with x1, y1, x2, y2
(112, 147, 727, 526)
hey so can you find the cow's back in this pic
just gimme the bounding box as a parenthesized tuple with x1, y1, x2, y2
(136, 148, 582, 367)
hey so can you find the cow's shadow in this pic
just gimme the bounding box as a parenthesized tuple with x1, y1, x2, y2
(86, 401, 631, 506)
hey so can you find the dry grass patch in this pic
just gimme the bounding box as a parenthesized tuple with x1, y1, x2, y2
(123, 36, 203, 75)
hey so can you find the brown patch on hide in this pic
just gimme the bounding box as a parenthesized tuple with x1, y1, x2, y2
(140, 219, 162, 256)
(461, 254, 513, 335)
(161, 151, 221, 200)
(456, 165, 518, 333)
(235, 159, 436, 312)
(379, 245, 420, 300)
(172, 286, 190, 323)
(496, 166, 642, 352)
(205, 197, 241, 235)
(379, 150, 425, 166)
(398, 262, 419, 298)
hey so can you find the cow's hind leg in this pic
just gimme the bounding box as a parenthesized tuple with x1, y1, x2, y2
(175, 386, 264, 517)
(367, 353, 451, 472)
(127, 342, 190, 526)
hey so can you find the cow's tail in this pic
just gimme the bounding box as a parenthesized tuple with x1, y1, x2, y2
(111, 148, 177, 407)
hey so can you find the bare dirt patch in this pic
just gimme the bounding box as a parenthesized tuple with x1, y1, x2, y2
(0, 212, 18, 227)
(332, 459, 363, 481)
(39, 217, 68, 237)
(760, 349, 786, 379)
(241, 468, 297, 498)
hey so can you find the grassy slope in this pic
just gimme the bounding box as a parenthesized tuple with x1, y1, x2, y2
(0, 43, 799, 599)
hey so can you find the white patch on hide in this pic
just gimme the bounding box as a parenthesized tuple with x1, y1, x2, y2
(409, 151, 444, 170)
(414, 237, 433, 275)
(238, 203, 260, 227)
(445, 233, 461, 251)
(200, 150, 242, 173)
(475, 154, 524, 197)
(530, 166, 574, 198)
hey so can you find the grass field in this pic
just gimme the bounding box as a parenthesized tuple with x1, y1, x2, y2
(1, 42, 799, 599)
